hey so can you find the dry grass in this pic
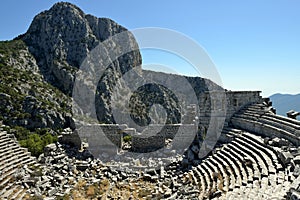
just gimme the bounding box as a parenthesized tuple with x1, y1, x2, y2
(217, 172, 225, 192)
(86, 185, 95, 197)
(66, 175, 158, 200)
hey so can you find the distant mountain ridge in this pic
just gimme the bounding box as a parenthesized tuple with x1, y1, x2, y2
(269, 93, 300, 118)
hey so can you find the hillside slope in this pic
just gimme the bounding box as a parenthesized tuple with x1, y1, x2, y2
(0, 2, 224, 156)
(270, 93, 300, 118)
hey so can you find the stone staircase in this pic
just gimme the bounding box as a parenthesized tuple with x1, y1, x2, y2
(0, 125, 37, 200)
(181, 128, 293, 199)
(231, 103, 300, 145)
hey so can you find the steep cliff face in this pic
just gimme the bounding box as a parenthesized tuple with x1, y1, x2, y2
(0, 40, 71, 130)
(0, 2, 142, 130)
(0, 2, 223, 131)
(21, 2, 142, 124)
(22, 2, 141, 95)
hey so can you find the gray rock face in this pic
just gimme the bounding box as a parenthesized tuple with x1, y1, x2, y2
(23, 2, 141, 96)
(18, 2, 224, 126)
(22, 2, 141, 124)
(2, 2, 223, 130)
(0, 40, 72, 130)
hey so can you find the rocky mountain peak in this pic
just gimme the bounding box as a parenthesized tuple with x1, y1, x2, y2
(22, 2, 141, 95)
(49, 2, 85, 15)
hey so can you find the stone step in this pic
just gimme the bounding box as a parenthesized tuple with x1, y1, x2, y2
(234, 138, 271, 175)
(201, 161, 216, 192)
(215, 151, 238, 191)
(1, 159, 21, 173)
(213, 152, 236, 190)
(0, 174, 13, 188)
(9, 186, 25, 199)
(246, 103, 266, 109)
(232, 116, 300, 146)
(197, 165, 212, 194)
(13, 148, 27, 157)
(244, 106, 267, 114)
(223, 144, 254, 183)
(240, 132, 283, 165)
(0, 149, 34, 173)
(0, 166, 18, 184)
(219, 150, 243, 186)
(259, 117, 297, 134)
(21, 157, 36, 167)
(231, 140, 268, 177)
(223, 127, 243, 135)
(238, 133, 279, 173)
(188, 170, 198, 186)
(193, 166, 207, 194)
(242, 110, 264, 117)
(265, 113, 300, 127)
(0, 144, 19, 154)
(222, 146, 248, 183)
(0, 182, 13, 196)
(1, 156, 19, 170)
(15, 189, 28, 200)
(2, 184, 19, 198)
(0, 137, 14, 145)
(16, 150, 32, 159)
(0, 133, 9, 140)
(263, 115, 300, 130)
(0, 137, 11, 144)
(0, 142, 14, 151)
(0, 148, 16, 158)
(227, 143, 261, 180)
(0, 151, 14, 164)
(264, 123, 300, 142)
(229, 128, 278, 171)
(235, 113, 259, 121)
(209, 157, 230, 192)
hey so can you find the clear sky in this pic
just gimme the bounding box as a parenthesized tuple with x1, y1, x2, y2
(1, 0, 299, 97)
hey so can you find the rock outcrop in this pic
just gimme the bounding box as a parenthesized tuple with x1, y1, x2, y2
(0, 40, 71, 130)
(23, 2, 141, 94)
(17, 2, 224, 126)
(22, 2, 142, 124)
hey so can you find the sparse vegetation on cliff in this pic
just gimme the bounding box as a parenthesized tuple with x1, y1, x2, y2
(0, 40, 70, 156)
(3, 126, 58, 156)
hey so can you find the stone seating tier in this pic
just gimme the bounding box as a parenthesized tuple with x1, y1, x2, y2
(186, 127, 288, 198)
(0, 128, 36, 199)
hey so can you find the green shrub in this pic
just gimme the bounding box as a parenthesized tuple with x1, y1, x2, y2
(12, 127, 58, 157)
(19, 132, 58, 157)
(123, 135, 132, 143)
(0, 40, 70, 157)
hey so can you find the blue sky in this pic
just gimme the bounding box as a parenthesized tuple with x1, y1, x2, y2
(1, 0, 299, 97)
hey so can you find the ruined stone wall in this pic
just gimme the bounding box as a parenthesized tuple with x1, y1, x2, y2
(132, 135, 165, 152)
(63, 91, 264, 151)
(143, 124, 184, 139)
(131, 124, 195, 152)
(60, 124, 127, 149)
(225, 91, 262, 119)
(100, 125, 126, 148)
(198, 91, 262, 128)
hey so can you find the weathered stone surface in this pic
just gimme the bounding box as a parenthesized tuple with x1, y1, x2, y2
(0, 40, 72, 130)
(44, 143, 57, 156)
(293, 165, 300, 177)
(294, 156, 300, 165)
(22, 2, 142, 125)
